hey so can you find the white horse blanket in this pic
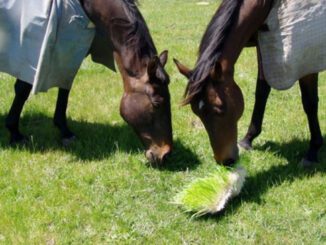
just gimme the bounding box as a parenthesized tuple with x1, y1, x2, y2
(0, 0, 115, 94)
(258, 0, 326, 90)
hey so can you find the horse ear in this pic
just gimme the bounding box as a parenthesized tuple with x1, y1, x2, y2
(147, 56, 160, 77)
(159, 50, 168, 67)
(173, 58, 191, 79)
(210, 62, 222, 81)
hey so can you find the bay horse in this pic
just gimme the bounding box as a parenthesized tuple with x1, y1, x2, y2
(175, 0, 323, 166)
(1, 0, 172, 164)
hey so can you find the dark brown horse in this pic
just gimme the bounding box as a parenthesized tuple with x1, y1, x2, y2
(175, 0, 323, 166)
(3, 0, 172, 164)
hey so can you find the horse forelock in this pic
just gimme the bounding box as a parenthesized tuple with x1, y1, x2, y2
(123, 0, 139, 6)
(183, 0, 243, 105)
(121, 0, 139, 16)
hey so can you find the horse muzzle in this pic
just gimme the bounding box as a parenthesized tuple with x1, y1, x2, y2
(214, 144, 239, 166)
(145, 144, 172, 165)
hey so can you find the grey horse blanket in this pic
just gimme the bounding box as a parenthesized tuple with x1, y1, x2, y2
(258, 0, 326, 90)
(0, 0, 115, 94)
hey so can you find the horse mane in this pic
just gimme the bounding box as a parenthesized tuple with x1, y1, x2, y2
(121, 0, 139, 13)
(183, 0, 243, 105)
(118, 0, 157, 57)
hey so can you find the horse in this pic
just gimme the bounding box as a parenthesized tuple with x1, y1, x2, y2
(175, 0, 324, 166)
(0, 0, 173, 164)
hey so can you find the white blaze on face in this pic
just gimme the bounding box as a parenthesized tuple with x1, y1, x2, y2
(199, 100, 205, 110)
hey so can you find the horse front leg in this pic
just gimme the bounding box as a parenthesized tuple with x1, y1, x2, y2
(5, 79, 32, 144)
(239, 78, 271, 150)
(299, 73, 323, 167)
(239, 47, 271, 150)
(54, 88, 76, 146)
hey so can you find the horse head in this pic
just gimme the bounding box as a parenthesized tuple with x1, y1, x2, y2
(175, 59, 244, 165)
(81, 0, 173, 164)
(119, 51, 172, 165)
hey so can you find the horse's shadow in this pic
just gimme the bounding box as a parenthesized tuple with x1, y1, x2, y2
(197, 137, 326, 222)
(242, 138, 326, 200)
(0, 113, 200, 170)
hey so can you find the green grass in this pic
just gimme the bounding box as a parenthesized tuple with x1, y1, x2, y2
(1, 0, 326, 244)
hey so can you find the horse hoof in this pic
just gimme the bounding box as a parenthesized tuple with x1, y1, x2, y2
(62, 135, 76, 147)
(238, 139, 253, 151)
(298, 158, 318, 169)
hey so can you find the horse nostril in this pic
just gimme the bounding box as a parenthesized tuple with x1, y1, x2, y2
(161, 151, 171, 163)
(146, 146, 172, 165)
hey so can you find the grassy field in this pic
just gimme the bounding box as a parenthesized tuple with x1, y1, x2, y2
(1, 0, 326, 244)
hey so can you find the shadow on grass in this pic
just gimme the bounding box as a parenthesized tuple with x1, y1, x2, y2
(153, 141, 201, 171)
(0, 113, 200, 170)
(240, 137, 326, 199)
(195, 137, 326, 222)
(0, 112, 141, 160)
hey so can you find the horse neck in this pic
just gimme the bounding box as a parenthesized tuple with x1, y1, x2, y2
(81, 0, 156, 92)
(218, 0, 273, 75)
(113, 31, 156, 93)
(114, 50, 152, 93)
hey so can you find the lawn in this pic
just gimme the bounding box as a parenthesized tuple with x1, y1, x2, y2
(0, 0, 325, 244)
